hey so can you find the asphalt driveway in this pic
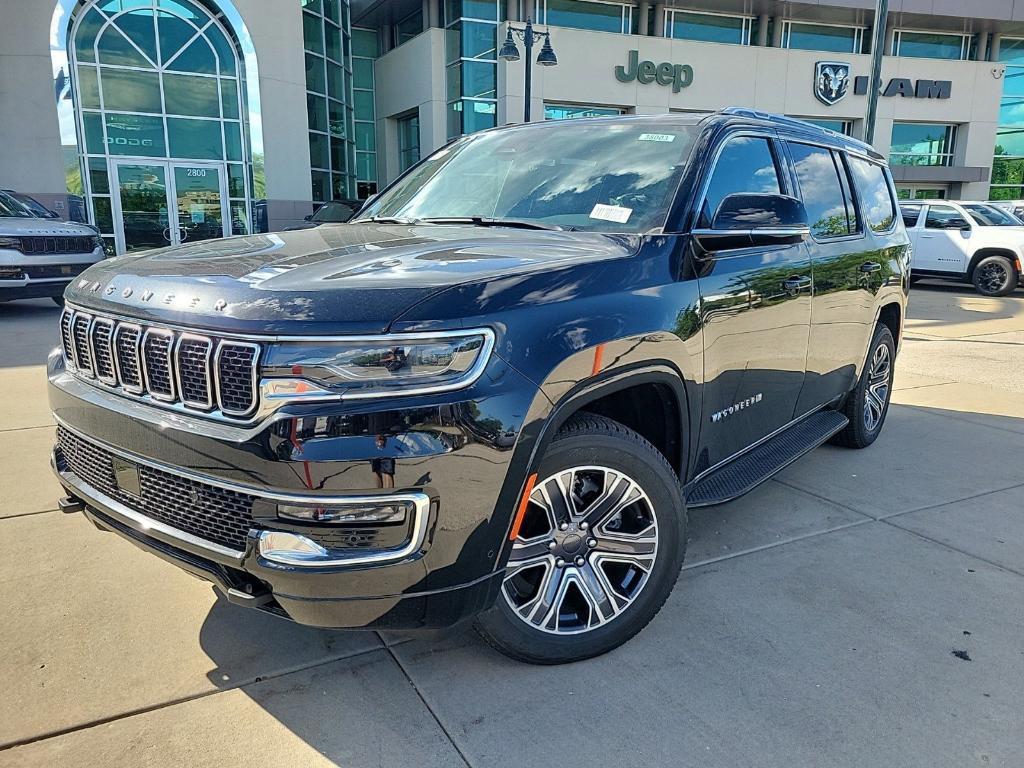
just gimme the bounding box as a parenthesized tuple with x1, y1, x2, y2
(1, 281, 1022, 767)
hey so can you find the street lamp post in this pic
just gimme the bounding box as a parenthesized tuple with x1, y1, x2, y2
(498, 18, 558, 123)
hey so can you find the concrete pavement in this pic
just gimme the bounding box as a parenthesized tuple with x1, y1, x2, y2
(1, 284, 1022, 767)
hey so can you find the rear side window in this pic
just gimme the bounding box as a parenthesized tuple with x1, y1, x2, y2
(847, 156, 896, 232)
(788, 142, 856, 238)
(900, 206, 922, 227)
(925, 205, 963, 228)
(701, 136, 782, 227)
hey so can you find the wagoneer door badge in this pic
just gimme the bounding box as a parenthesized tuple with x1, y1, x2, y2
(711, 393, 763, 423)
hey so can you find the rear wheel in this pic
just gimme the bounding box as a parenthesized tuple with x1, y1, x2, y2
(832, 323, 895, 449)
(971, 255, 1017, 297)
(475, 414, 686, 664)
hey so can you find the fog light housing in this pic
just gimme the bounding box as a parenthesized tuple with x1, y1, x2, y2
(277, 500, 410, 524)
(0, 267, 24, 280)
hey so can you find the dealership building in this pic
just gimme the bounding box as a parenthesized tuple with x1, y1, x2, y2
(4, 0, 1024, 254)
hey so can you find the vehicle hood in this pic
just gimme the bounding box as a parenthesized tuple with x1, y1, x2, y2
(65, 223, 639, 334)
(0, 217, 99, 236)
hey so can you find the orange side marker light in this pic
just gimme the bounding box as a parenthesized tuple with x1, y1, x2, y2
(591, 343, 606, 377)
(509, 473, 538, 541)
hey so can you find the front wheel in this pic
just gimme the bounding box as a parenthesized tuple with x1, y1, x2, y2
(831, 323, 895, 449)
(475, 414, 686, 664)
(972, 255, 1017, 297)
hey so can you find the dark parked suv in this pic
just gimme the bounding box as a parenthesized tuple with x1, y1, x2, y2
(49, 110, 908, 663)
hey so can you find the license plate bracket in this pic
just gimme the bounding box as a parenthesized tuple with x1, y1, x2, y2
(111, 457, 142, 497)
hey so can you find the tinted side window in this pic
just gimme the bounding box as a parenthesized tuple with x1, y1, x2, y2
(788, 142, 851, 238)
(925, 205, 963, 229)
(701, 136, 782, 226)
(900, 206, 922, 227)
(847, 156, 896, 232)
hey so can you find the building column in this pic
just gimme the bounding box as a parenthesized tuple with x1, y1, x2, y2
(883, 23, 895, 56)
(637, 1, 650, 35)
(771, 16, 783, 47)
(756, 13, 769, 46)
(991, 33, 1002, 62)
(524, 0, 535, 22)
(977, 32, 989, 62)
(506, 0, 518, 22)
(652, 3, 665, 37)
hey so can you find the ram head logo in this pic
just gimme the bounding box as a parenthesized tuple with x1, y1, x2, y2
(814, 61, 851, 106)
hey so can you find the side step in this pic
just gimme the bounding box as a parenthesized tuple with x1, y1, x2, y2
(686, 409, 849, 508)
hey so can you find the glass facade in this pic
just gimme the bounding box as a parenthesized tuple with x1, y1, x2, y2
(992, 38, 1024, 200)
(896, 186, 947, 200)
(782, 21, 863, 54)
(395, 8, 424, 46)
(67, 0, 257, 254)
(398, 113, 421, 172)
(540, 0, 632, 34)
(544, 104, 623, 120)
(302, 0, 356, 203)
(352, 28, 378, 198)
(889, 123, 956, 166)
(665, 10, 752, 45)
(445, 0, 501, 139)
(892, 30, 970, 60)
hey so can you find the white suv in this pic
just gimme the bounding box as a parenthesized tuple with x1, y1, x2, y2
(899, 200, 1023, 296)
(0, 191, 104, 306)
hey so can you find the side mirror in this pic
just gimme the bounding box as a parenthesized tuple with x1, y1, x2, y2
(695, 193, 810, 252)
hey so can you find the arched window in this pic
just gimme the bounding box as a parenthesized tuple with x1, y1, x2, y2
(67, 0, 257, 254)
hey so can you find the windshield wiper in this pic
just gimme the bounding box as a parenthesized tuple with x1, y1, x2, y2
(363, 216, 420, 225)
(416, 216, 566, 231)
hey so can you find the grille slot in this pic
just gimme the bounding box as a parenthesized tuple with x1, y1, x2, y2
(58, 308, 261, 421)
(142, 329, 176, 401)
(216, 342, 259, 416)
(60, 308, 75, 370)
(56, 426, 255, 552)
(90, 317, 116, 385)
(176, 335, 213, 409)
(113, 324, 143, 393)
(71, 313, 94, 376)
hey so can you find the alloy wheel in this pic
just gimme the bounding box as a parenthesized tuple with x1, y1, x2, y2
(977, 262, 1009, 295)
(863, 342, 891, 432)
(502, 466, 658, 635)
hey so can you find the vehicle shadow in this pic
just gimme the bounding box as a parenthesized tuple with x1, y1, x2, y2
(192, 399, 1024, 765)
(0, 299, 63, 368)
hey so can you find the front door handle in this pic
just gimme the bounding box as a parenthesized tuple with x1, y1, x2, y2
(860, 262, 882, 273)
(782, 275, 812, 291)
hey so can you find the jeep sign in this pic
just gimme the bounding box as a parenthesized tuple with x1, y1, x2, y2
(615, 50, 693, 93)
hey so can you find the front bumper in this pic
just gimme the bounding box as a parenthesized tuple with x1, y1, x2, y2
(52, 441, 507, 629)
(48, 349, 541, 629)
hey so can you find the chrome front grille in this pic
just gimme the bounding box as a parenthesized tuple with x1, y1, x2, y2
(59, 307, 260, 420)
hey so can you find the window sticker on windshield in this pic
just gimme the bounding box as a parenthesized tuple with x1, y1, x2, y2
(590, 204, 633, 223)
(638, 133, 675, 142)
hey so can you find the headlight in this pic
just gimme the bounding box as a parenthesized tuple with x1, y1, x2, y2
(90, 235, 104, 251)
(260, 328, 495, 401)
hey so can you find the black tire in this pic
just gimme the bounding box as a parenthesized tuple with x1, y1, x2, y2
(971, 254, 1017, 297)
(51, 296, 65, 308)
(831, 323, 895, 449)
(475, 413, 686, 664)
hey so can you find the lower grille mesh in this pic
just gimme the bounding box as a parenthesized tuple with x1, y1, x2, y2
(56, 426, 256, 552)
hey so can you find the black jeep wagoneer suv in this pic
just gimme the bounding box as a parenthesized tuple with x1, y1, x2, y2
(50, 109, 909, 663)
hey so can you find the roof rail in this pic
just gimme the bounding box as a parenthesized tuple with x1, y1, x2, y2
(718, 107, 877, 154)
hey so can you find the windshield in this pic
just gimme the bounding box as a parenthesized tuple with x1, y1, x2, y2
(963, 203, 1021, 226)
(0, 191, 32, 218)
(312, 201, 358, 222)
(356, 121, 699, 233)
(6, 192, 57, 218)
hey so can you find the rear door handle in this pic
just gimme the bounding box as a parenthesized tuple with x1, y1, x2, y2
(782, 275, 812, 291)
(860, 262, 882, 273)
